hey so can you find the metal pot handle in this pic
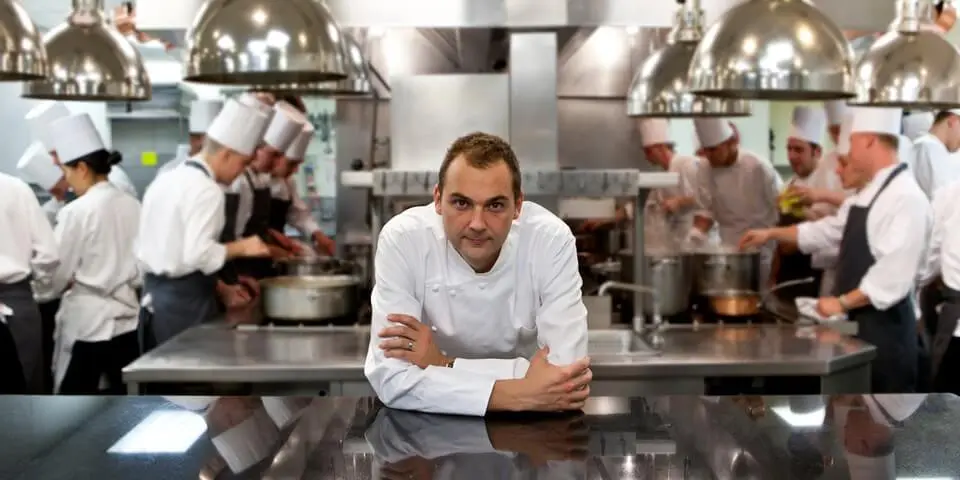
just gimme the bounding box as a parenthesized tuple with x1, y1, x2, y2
(759, 277, 815, 307)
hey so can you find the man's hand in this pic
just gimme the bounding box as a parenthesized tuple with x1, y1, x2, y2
(217, 283, 253, 309)
(739, 229, 773, 250)
(268, 244, 295, 260)
(487, 414, 589, 466)
(378, 314, 449, 368)
(816, 296, 845, 318)
(516, 348, 592, 412)
(267, 229, 302, 255)
(237, 275, 260, 297)
(312, 231, 336, 256)
(238, 236, 271, 258)
(786, 185, 822, 206)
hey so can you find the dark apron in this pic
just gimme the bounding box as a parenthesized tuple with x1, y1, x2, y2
(38, 297, 60, 393)
(0, 279, 41, 393)
(235, 174, 275, 279)
(832, 163, 917, 393)
(137, 160, 221, 354)
(932, 286, 960, 381)
(774, 209, 822, 300)
(218, 170, 252, 286)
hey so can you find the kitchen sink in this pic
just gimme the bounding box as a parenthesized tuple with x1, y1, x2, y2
(588, 329, 661, 356)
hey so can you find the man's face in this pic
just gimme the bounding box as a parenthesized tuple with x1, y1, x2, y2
(213, 149, 254, 184)
(433, 155, 522, 272)
(827, 125, 841, 146)
(835, 154, 857, 190)
(701, 140, 738, 168)
(846, 133, 877, 187)
(189, 134, 204, 156)
(943, 114, 960, 152)
(643, 144, 672, 170)
(271, 156, 302, 178)
(786, 138, 819, 177)
(251, 145, 280, 172)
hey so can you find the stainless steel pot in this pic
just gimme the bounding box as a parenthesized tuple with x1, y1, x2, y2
(275, 256, 355, 276)
(260, 275, 361, 321)
(692, 250, 761, 295)
(616, 250, 693, 316)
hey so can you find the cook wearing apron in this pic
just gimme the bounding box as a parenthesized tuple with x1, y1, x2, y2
(0, 171, 59, 394)
(135, 99, 273, 353)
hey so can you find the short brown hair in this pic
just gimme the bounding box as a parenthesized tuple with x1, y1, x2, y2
(438, 132, 522, 199)
(875, 133, 899, 151)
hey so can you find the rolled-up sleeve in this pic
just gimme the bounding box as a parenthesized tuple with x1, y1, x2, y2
(797, 200, 851, 255)
(26, 187, 59, 286)
(859, 193, 933, 310)
(181, 186, 228, 275)
(364, 224, 499, 416)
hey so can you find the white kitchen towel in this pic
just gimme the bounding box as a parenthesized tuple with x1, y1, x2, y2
(796, 297, 848, 323)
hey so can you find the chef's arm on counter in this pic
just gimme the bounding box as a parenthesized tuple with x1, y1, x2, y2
(184, 188, 267, 270)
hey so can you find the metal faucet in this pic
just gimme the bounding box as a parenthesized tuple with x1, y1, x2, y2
(598, 281, 662, 333)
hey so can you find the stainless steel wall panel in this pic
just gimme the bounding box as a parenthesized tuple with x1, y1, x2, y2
(327, 0, 506, 28)
(509, 33, 559, 170)
(505, 0, 566, 27)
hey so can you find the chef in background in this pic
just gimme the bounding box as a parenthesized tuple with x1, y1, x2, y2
(136, 99, 272, 353)
(157, 98, 224, 176)
(741, 107, 931, 393)
(43, 113, 141, 394)
(689, 118, 782, 285)
(772, 106, 843, 300)
(909, 109, 960, 199)
(0, 169, 59, 393)
(902, 111, 935, 142)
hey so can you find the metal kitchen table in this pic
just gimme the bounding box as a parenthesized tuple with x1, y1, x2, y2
(123, 322, 875, 395)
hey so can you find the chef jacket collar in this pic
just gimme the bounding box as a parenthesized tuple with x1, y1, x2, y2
(854, 163, 900, 205)
(189, 155, 216, 178)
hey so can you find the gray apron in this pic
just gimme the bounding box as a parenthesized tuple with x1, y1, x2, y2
(931, 286, 960, 381)
(137, 160, 220, 353)
(832, 163, 917, 393)
(0, 279, 42, 393)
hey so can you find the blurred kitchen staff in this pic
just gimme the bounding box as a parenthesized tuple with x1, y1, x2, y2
(43, 113, 141, 394)
(269, 123, 336, 256)
(226, 94, 305, 279)
(742, 107, 931, 393)
(902, 111, 934, 142)
(772, 106, 843, 300)
(25, 101, 139, 199)
(157, 98, 224, 176)
(689, 118, 782, 285)
(0, 169, 58, 393)
(908, 109, 960, 200)
(135, 99, 272, 353)
(14, 143, 70, 393)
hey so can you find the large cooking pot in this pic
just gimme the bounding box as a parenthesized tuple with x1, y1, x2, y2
(260, 275, 361, 321)
(692, 249, 761, 295)
(616, 250, 693, 316)
(275, 256, 355, 276)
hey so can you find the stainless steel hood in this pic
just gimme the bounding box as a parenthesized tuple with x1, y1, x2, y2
(0, 0, 48, 81)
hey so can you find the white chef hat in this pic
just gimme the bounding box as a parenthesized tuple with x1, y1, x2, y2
(824, 100, 848, 126)
(850, 107, 903, 136)
(789, 106, 826, 145)
(205, 99, 271, 157)
(49, 113, 106, 164)
(189, 99, 224, 134)
(211, 407, 280, 474)
(16, 141, 62, 190)
(901, 112, 934, 140)
(263, 101, 308, 152)
(25, 101, 71, 152)
(285, 123, 315, 160)
(693, 118, 734, 148)
(638, 119, 671, 147)
(236, 92, 275, 123)
(836, 113, 855, 155)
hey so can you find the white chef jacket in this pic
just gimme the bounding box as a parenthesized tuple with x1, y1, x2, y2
(269, 177, 321, 236)
(0, 172, 59, 286)
(920, 180, 960, 336)
(108, 165, 138, 198)
(910, 134, 960, 199)
(639, 154, 705, 251)
(364, 201, 589, 416)
(789, 151, 845, 221)
(226, 168, 272, 240)
(136, 156, 228, 277)
(40, 198, 64, 226)
(156, 152, 188, 177)
(695, 149, 782, 246)
(797, 164, 932, 310)
(50, 181, 141, 342)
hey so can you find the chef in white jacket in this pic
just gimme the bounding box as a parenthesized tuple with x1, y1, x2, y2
(136, 98, 272, 353)
(157, 98, 224, 176)
(909, 109, 960, 199)
(689, 118, 782, 286)
(364, 132, 591, 416)
(741, 107, 931, 393)
(902, 111, 935, 141)
(44, 113, 142, 394)
(0, 170, 59, 393)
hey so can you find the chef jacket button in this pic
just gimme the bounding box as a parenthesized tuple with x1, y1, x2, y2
(449, 290, 457, 297)
(431, 325, 438, 332)
(440, 350, 447, 356)
(479, 283, 486, 290)
(431, 285, 440, 293)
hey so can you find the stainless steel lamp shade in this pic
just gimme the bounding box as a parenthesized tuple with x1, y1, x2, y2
(0, 0, 47, 81)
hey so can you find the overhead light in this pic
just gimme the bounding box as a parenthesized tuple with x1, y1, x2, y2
(183, 0, 348, 85)
(0, 0, 47, 80)
(627, 0, 750, 117)
(22, 0, 150, 101)
(849, 0, 960, 108)
(687, 0, 855, 100)
(248, 34, 371, 97)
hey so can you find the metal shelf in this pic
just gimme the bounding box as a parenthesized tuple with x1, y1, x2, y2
(107, 109, 182, 120)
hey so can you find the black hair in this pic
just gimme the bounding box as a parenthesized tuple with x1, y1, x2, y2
(64, 149, 122, 176)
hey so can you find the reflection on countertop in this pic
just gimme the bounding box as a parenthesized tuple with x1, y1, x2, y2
(1, 393, 958, 479)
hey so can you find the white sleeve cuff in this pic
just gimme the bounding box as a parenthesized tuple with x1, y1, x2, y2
(452, 358, 527, 380)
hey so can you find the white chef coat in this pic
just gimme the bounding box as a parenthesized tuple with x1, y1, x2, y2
(107, 165, 138, 198)
(797, 164, 932, 310)
(269, 177, 321, 236)
(226, 168, 272, 240)
(695, 149, 782, 246)
(0, 172, 59, 286)
(364, 201, 589, 416)
(136, 156, 228, 278)
(919, 180, 960, 332)
(156, 151, 188, 177)
(910, 134, 960, 199)
(790, 151, 845, 220)
(40, 198, 64, 226)
(639, 154, 705, 251)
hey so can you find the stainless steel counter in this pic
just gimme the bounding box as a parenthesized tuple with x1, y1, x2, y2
(123, 323, 876, 396)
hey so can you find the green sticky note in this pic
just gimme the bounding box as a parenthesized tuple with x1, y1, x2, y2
(140, 151, 158, 167)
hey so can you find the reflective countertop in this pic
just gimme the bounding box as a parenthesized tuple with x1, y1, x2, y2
(122, 323, 875, 384)
(4, 393, 957, 479)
